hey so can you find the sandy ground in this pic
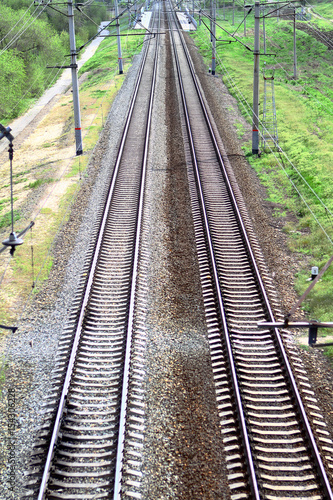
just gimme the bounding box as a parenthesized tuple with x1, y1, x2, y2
(0, 25, 122, 325)
(0, 22, 110, 155)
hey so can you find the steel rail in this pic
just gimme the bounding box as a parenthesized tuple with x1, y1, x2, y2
(167, 6, 260, 499)
(113, 6, 161, 499)
(36, 25, 155, 500)
(169, 3, 333, 499)
(176, 19, 333, 500)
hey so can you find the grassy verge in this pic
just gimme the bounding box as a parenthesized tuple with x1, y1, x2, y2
(0, 28, 144, 327)
(191, 2, 333, 333)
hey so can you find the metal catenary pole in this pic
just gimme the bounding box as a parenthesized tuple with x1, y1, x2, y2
(293, 6, 297, 78)
(9, 143, 14, 234)
(115, 0, 123, 73)
(252, 0, 260, 155)
(68, 0, 83, 155)
(211, 0, 216, 75)
(244, 0, 246, 35)
(263, 4, 266, 54)
(128, 0, 131, 28)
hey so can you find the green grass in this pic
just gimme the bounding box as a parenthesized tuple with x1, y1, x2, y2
(310, 1, 333, 18)
(235, 121, 246, 139)
(191, 0, 333, 341)
(79, 24, 145, 90)
(0, 210, 21, 229)
(66, 155, 88, 178)
(324, 346, 333, 358)
(90, 89, 108, 98)
(13, 177, 27, 185)
(13, 170, 30, 178)
(40, 208, 53, 215)
(0, 198, 11, 212)
(0, 356, 7, 396)
(27, 178, 54, 189)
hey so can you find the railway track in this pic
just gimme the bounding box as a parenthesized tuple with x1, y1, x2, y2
(24, 6, 161, 500)
(167, 2, 333, 499)
(22, 1, 333, 499)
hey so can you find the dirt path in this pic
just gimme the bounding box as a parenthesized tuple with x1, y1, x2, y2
(0, 25, 122, 325)
(0, 23, 109, 156)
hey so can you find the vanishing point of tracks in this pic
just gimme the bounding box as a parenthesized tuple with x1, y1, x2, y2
(24, 1, 333, 499)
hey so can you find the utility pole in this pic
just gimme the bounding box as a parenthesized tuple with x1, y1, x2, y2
(0, 125, 23, 253)
(252, 0, 260, 155)
(263, 4, 266, 54)
(211, 0, 216, 75)
(68, 0, 83, 156)
(134, 0, 137, 27)
(223, 0, 225, 20)
(232, 0, 235, 25)
(244, 0, 246, 36)
(128, 0, 131, 28)
(115, 0, 123, 74)
(293, 7, 297, 78)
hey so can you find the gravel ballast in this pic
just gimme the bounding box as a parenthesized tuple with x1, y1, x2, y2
(140, 28, 229, 498)
(184, 31, 333, 483)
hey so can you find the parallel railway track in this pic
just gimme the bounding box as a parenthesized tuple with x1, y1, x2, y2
(23, 1, 333, 499)
(24, 5, 161, 499)
(167, 2, 333, 499)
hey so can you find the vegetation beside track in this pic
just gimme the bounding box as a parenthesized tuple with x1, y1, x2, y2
(0, 30, 144, 327)
(190, 1, 333, 334)
(0, 0, 108, 121)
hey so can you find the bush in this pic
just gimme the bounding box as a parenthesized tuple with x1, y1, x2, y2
(0, 50, 25, 117)
(0, 3, 67, 119)
(0, 1, 107, 120)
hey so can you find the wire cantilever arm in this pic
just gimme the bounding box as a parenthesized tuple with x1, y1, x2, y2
(232, 6, 253, 36)
(200, 10, 252, 51)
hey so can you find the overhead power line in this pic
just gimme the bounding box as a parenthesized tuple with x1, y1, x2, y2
(302, 21, 333, 49)
(194, 27, 333, 243)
